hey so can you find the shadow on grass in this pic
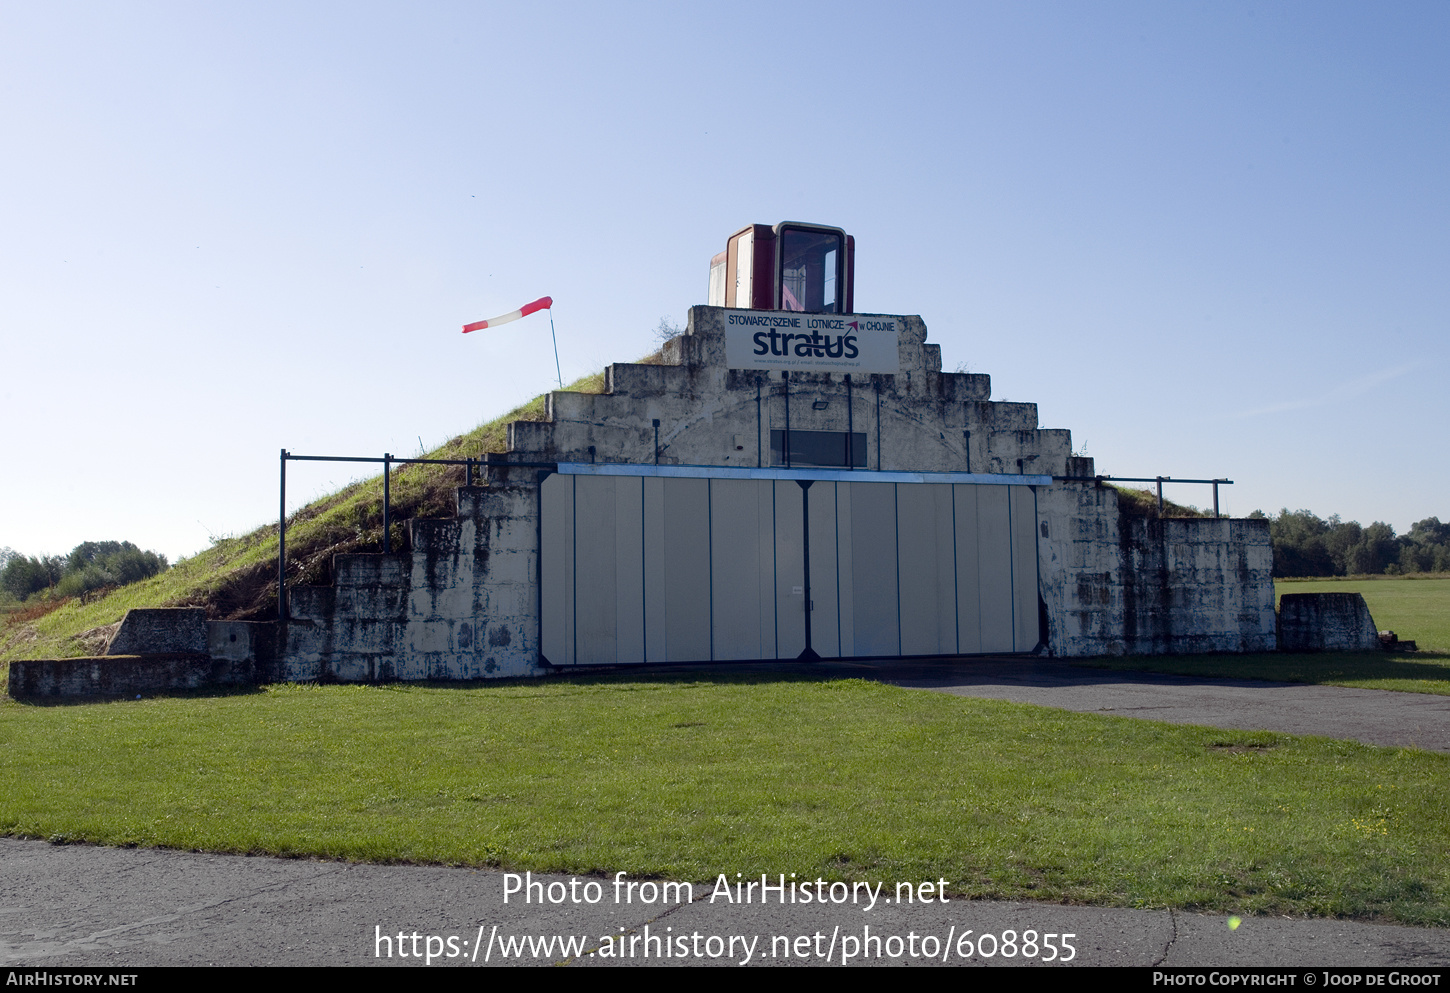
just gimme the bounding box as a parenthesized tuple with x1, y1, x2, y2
(1072, 651, 1450, 693)
(408, 656, 1050, 695)
(12, 649, 1450, 707)
(2, 661, 860, 707)
(4, 683, 271, 708)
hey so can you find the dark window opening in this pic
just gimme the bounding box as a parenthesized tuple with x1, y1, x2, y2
(770, 429, 866, 468)
(778, 227, 843, 313)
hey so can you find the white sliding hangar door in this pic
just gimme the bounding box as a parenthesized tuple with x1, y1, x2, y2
(539, 464, 1047, 666)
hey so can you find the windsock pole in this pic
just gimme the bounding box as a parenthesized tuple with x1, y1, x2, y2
(462, 294, 562, 389)
(548, 308, 562, 389)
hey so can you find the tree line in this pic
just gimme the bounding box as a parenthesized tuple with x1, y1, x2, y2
(1247, 510, 1450, 578)
(0, 541, 169, 601)
(4, 508, 1443, 600)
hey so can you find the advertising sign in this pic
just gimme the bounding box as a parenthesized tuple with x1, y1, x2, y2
(723, 310, 900, 374)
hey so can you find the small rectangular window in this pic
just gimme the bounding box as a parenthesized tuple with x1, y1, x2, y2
(770, 429, 866, 468)
(735, 233, 753, 307)
(822, 249, 836, 310)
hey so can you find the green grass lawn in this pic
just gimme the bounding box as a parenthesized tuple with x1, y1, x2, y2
(3, 674, 1447, 926)
(1078, 576, 1450, 694)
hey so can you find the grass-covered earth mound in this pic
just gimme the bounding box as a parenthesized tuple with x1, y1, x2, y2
(0, 371, 608, 668)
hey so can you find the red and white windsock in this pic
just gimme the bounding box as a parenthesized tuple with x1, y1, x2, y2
(461, 296, 553, 333)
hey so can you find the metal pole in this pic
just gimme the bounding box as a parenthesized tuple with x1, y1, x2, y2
(465, 458, 473, 487)
(1156, 476, 1164, 515)
(1213, 481, 1220, 518)
(548, 308, 563, 390)
(755, 377, 762, 467)
(798, 480, 818, 660)
(383, 453, 391, 554)
(875, 379, 882, 470)
(783, 371, 791, 468)
(278, 449, 287, 620)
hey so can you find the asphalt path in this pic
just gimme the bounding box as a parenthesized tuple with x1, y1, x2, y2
(872, 657, 1450, 754)
(3, 659, 1448, 968)
(2, 838, 1447, 968)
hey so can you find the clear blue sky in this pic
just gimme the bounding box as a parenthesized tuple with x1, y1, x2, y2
(3, 1, 1446, 563)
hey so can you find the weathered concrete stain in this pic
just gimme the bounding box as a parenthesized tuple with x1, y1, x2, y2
(1279, 593, 1381, 651)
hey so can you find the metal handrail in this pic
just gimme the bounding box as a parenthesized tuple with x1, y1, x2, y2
(276, 450, 558, 620)
(1053, 473, 1235, 517)
(276, 452, 1237, 621)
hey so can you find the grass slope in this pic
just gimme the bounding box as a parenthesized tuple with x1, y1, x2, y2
(3, 675, 1447, 926)
(1110, 485, 1215, 519)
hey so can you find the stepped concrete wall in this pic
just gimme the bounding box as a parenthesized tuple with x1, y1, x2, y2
(1117, 517, 1276, 654)
(9, 616, 278, 697)
(1035, 490, 1275, 656)
(510, 309, 1070, 477)
(281, 473, 544, 680)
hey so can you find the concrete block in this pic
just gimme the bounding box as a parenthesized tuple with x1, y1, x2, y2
(410, 584, 475, 623)
(106, 609, 207, 656)
(457, 486, 514, 520)
(508, 420, 555, 454)
(454, 485, 488, 517)
(411, 519, 464, 556)
(287, 586, 336, 621)
(931, 372, 990, 403)
(1230, 519, 1272, 545)
(486, 516, 535, 548)
(1170, 519, 1229, 544)
(608, 362, 692, 396)
(327, 653, 377, 682)
(334, 618, 406, 653)
(207, 620, 276, 663)
(545, 391, 589, 422)
(412, 560, 467, 599)
(407, 621, 456, 653)
(8, 654, 254, 698)
(992, 402, 1040, 431)
(1279, 593, 1381, 651)
(386, 652, 430, 681)
(333, 555, 406, 588)
(351, 586, 413, 618)
(482, 548, 533, 585)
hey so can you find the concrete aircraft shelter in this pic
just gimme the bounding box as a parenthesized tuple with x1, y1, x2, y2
(270, 289, 1276, 681)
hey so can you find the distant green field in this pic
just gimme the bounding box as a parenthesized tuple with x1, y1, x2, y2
(1277, 576, 1450, 652)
